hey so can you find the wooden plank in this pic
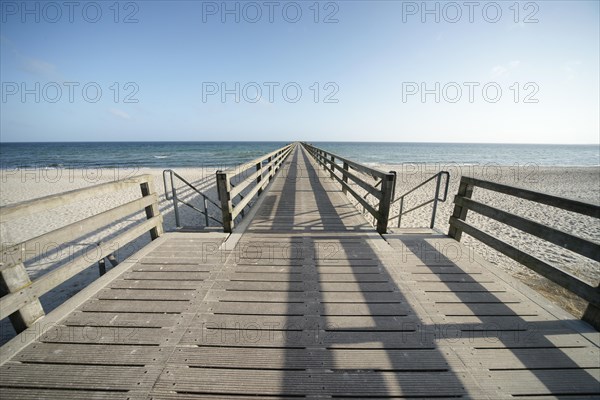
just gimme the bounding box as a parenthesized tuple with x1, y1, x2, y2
(38, 325, 167, 345)
(321, 303, 409, 316)
(15, 342, 167, 365)
(96, 288, 197, 301)
(168, 347, 454, 370)
(63, 311, 182, 328)
(215, 281, 307, 291)
(154, 366, 466, 397)
(468, 347, 600, 369)
(0, 362, 153, 390)
(320, 291, 403, 303)
(132, 264, 214, 272)
(180, 327, 320, 347)
(473, 369, 600, 396)
(0, 389, 128, 399)
(81, 299, 190, 313)
(109, 279, 202, 290)
(433, 302, 540, 316)
(194, 314, 308, 329)
(426, 291, 524, 303)
(208, 301, 306, 316)
(319, 282, 395, 291)
(124, 271, 209, 281)
(205, 290, 308, 302)
(461, 176, 600, 218)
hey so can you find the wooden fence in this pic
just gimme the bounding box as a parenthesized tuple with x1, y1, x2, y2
(302, 143, 396, 234)
(0, 175, 163, 333)
(216, 143, 294, 232)
(449, 176, 600, 328)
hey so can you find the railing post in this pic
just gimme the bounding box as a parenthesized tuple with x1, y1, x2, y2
(216, 171, 234, 233)
(256, 161, 263, 196)
(448, 178, 474, 241)
(376, 172, 396, 234)
(0, 263, 45, 333)
(342, 162, 349, 194)
(430, 173, 443, 229)
(268, 156, 273, 181)
(98, 257, 107, 276)
(582, 285, 600, 329)
(330, 155, 335, 179)
(140, 177, 163, 240)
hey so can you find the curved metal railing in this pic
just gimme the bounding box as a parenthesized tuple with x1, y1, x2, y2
(388, 171, 450, 229)
(162, 169, 222, 228)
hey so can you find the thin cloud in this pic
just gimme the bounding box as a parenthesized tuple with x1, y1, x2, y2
(20, 58, 59, 79)
(562, 60, 582, 81)
(490, 60, 520, 78)
(2, 35, 63, 80)
(109, 108, 131, 120)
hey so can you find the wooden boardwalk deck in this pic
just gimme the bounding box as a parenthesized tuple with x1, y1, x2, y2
(1, 145, 598, 399)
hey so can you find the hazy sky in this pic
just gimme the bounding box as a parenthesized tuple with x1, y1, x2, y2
(1, 1, 598, 143)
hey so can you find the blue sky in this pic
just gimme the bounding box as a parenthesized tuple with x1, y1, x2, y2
(0, 0, 598, 143)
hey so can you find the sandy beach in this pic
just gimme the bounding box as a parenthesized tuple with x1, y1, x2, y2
(1, 163, 599, 343)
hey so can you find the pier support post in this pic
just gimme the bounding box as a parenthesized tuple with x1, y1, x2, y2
(0, 263, 45, 333)
(376, 172, 396, 234)
(216, 171, 234, 233)
(448, 179, 474, 241)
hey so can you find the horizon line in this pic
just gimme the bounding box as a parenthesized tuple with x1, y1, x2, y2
(1, 140, 599, 146)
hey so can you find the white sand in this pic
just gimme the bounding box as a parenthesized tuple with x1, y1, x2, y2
(0, 163, 599, 343)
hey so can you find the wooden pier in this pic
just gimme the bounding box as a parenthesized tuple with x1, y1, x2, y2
(0, 143, 598, 399)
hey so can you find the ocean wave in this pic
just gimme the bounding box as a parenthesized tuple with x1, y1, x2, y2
(153, 155, 171, 159)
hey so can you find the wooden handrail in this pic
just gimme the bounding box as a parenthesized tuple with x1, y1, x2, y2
(0, 174, 154, 223)
(301, 143, 396, 234)
(302, 143, 389, 179)
(216, 143, 295, 232)
(0, 175, 163, 334)
(448, 175, 600, 329)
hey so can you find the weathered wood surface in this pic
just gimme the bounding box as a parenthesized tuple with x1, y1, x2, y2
(0, 145, 598, 399)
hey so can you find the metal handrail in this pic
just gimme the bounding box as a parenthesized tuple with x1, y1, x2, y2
(388, 171, 450, 229)
(162, 169, 223, 228)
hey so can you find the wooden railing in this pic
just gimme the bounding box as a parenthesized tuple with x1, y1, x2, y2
(0, 175, 163, 333)
(302, 143, 396, 234)
(216, 143, 294, 232)
(448, 176, 600, 328)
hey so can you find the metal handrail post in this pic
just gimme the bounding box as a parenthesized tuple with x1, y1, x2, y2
(170, 171, 181, 228)
(203, 195, 209, 227)
(397, 197, 404, 228)
(430, 173, 443, 229)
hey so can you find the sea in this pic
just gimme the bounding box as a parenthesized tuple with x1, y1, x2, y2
(0, 142, 598, 169)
